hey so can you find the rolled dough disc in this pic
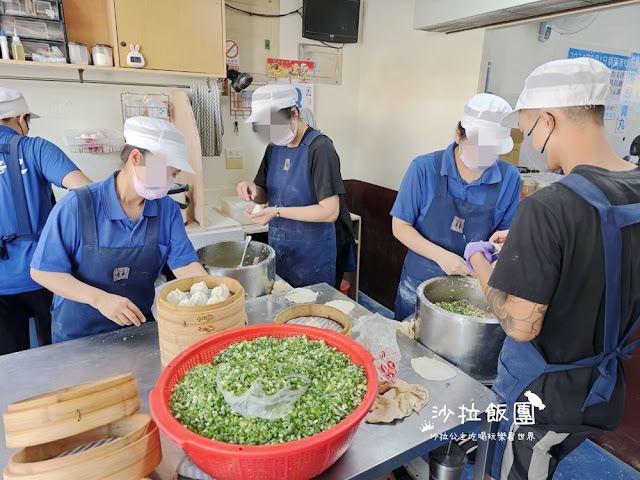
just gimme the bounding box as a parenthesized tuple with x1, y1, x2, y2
(411, 357, 457, 381)
(252, 204, 266, 214)
(271, 280, 289, 294)
(325, 300, 355, 315)
(285, 288, 319, 304)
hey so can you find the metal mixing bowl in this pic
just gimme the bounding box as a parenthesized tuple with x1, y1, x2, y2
(197, 241, 276, 299)
(416, 276, 506, 384)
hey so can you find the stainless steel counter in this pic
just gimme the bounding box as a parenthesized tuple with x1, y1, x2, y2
(0, 283, 499, 479)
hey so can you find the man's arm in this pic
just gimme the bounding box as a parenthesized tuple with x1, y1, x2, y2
(61, 170, 92, 189)
(471, 254, 548, 343)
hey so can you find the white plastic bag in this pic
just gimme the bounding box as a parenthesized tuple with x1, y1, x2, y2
(352, 314, 402, 393)
(216, 364, 309, 420)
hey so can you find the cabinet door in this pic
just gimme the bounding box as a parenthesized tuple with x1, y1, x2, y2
(113, 0, 225, 75)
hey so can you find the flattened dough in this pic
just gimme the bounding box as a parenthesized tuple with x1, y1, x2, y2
(285, 288, 318, 304)
(271, 280, 289, 294)
(411, 357, 457, 381)
(325, 300, 355, 315)
(252, 204, 266, 214)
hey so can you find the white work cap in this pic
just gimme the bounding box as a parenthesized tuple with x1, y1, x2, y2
(461, 93, 514, 155)
(123, 117, 194, 174)
(0, 88, 40, 120)
(245, 84, 298, 124)
(501, 58, 611, 128)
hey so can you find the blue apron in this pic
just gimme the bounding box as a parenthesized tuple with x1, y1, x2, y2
(491, 173, 640, 479)
(394, 150, 507, 320)
(51, 186, 160, 343)
(0, 135, 40, 260)
(267, 130, 337, 288)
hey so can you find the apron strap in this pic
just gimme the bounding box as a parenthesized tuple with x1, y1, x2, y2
(299, 129, 323, 148)
(6, 135, 33, 236)
(559, 173, 640, 410)
(75, 187, 99, 248)
(143, 213, 160, 246)
(613, 203, 640, 228)
(433, 150, 448, 197)
(483, 161, 508, 208)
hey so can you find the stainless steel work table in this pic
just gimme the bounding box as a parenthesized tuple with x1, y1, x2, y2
(0, 283, 499, 479)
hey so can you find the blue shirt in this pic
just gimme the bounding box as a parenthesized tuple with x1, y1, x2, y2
(391, 142, 521, 231)
(31, 173, 198, 308)
(0, 125, 79, 295)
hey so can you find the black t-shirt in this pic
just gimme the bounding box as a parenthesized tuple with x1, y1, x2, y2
(254, 127, 354, 246)
(489, 165, 640, 430)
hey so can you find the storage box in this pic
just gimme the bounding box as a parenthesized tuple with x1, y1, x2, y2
(1, 0, 27, 15)
(499, 129, 524, 166)
(1, 17, 63, 41)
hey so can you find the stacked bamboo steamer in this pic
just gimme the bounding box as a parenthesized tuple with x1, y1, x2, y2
(156, 275, 247, 366)
(3, 374, 161, 480)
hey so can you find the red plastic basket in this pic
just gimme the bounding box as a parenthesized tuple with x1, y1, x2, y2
(150, 324, 378, 480)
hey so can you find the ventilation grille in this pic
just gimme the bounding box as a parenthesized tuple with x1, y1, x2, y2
(421, 0, 628, 33)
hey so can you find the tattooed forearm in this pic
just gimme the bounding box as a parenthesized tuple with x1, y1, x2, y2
(483, 285, 548, 342)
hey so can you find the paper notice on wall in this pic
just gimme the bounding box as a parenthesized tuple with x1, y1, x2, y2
(568, 48, 630, 120)
(292, 82, 314, 113)
(615, 53, 640, 133)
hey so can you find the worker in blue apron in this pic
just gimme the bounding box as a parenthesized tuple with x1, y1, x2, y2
(391, 94, 521, 321)
(238, 85, 352, 288)
(466, 58, 640, 480)
(0, 88, 91, 354)
(30, 117, 207, 343)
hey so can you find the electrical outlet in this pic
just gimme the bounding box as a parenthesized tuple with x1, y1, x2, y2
(226, 156, 243, 170)
(226, 148, 243, 159)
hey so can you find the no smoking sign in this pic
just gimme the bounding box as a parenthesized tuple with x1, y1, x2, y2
(226, 40, 240, 69)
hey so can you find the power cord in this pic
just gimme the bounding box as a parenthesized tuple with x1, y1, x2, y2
(225, 2, 302, 18)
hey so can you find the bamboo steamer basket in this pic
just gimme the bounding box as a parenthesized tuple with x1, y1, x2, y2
(3, 418, 161, 480)
(6, 414, 152, 475)
(274, 304, 352, 336)
(156, 276, 246, 366)
(3, 374, 140, 449)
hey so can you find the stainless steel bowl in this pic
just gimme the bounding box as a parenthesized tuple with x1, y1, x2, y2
(416, 276, 506, 384)
(196, 241, 276, 299)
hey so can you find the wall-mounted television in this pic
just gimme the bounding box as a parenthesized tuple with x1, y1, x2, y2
(302, 0, 360, 44)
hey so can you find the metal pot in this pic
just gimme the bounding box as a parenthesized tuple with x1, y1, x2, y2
(416, 276, 505, 384)
(196, 241, 276, 299)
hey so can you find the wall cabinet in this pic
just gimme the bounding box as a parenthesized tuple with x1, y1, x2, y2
(63, 0, 226, 77)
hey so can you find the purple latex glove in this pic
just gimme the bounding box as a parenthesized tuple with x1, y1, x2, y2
(464, 241, 497, 272)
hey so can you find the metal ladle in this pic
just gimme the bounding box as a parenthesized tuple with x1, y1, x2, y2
(238, 235, 252, 268)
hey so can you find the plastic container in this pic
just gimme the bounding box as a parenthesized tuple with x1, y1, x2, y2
(68, 41, 89, 65)
(63, 129, 125, 154)
(149, 324, 378, 480)
(220, 196, 258, 225)
(11, 28, 24, 60)
(33, 0, 59, 19)
(0, 30, 9, 59)
(91, 43, 112, 67)
(20, 39, 64, 61)
(1, 17, 63, 41)
(1, 0, 27, 15)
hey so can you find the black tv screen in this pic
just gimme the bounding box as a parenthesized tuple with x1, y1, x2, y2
(303, 0, 360, 44)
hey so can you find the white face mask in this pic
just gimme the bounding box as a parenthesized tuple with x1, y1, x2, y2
(520, 115, 555, 173)
(133, 171, 176, 200)
(271, 120, 297, 146)
(459, 144, 498, 172)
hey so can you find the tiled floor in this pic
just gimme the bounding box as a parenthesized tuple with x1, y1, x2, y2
(361, 292, 640, 480)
